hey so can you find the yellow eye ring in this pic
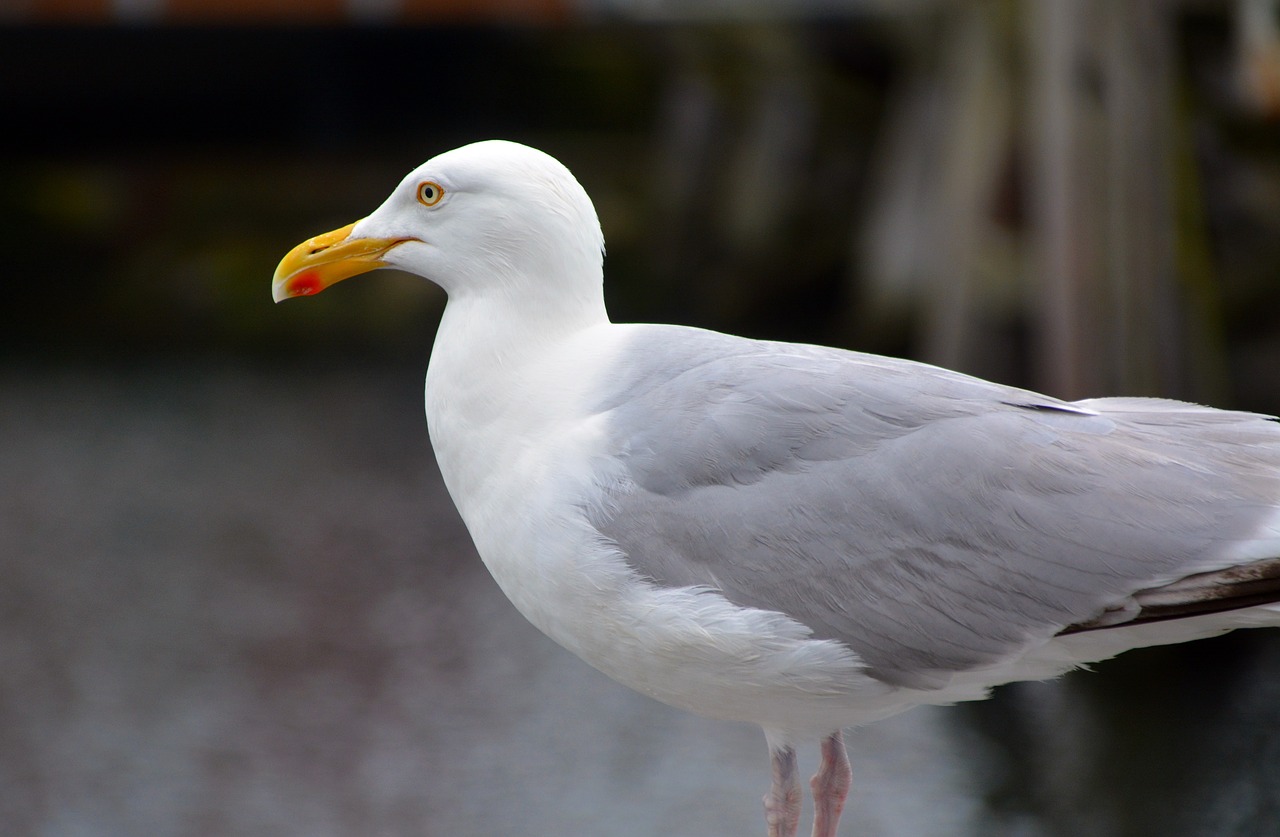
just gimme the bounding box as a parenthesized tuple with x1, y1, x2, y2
(417, 181, 444, 207)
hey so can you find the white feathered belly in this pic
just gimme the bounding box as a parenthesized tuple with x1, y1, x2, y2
(464, 488, 920, 731)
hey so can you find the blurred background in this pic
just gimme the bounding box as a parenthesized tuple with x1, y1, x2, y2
(3, 0, 1280, 835)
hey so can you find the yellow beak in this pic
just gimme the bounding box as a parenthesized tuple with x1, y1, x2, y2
(272, 222, 410, 302)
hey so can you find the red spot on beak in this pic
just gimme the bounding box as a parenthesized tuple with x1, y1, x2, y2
(289, 271, 324, 297)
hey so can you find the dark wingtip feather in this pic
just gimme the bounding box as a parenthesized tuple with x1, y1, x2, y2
(1062, 556, 1280, 635)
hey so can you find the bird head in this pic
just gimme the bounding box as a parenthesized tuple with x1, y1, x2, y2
(272, 140, 606, 304)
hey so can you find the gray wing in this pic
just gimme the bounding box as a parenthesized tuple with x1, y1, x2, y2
(588, 325, 1280, 688)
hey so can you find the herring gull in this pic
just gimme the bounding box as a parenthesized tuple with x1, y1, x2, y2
(273, 139, 1280, 837)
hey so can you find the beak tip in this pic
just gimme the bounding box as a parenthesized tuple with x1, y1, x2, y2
(271, 270, 326, 303)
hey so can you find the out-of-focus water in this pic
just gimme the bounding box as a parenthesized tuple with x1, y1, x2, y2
(3, 363, 1279, 837)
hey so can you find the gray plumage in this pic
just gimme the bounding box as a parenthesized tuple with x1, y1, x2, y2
(589, 325, 1280, 688)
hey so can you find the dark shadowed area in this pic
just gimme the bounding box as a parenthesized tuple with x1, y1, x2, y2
(4, 5, 1280, 835)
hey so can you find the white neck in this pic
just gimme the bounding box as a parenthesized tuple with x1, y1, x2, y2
(423, 281, 612, 514)
(430, 279, 609, 378)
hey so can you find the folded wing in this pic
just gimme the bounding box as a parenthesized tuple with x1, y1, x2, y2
(589, 326, 1280, 688)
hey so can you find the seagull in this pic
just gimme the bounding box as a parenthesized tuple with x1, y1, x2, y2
(273, 140, 1280, 837)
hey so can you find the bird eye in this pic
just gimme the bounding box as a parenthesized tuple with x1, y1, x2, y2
(417, 181, 444, 207)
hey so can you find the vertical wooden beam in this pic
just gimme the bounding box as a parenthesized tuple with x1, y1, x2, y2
(1104, 0, 1181, 397)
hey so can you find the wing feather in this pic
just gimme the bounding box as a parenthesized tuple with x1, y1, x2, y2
(587, 326, 1280, 687)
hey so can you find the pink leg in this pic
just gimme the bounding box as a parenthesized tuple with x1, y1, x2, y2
(764, 745, 802, 837)
(810, 731, 852, 837)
